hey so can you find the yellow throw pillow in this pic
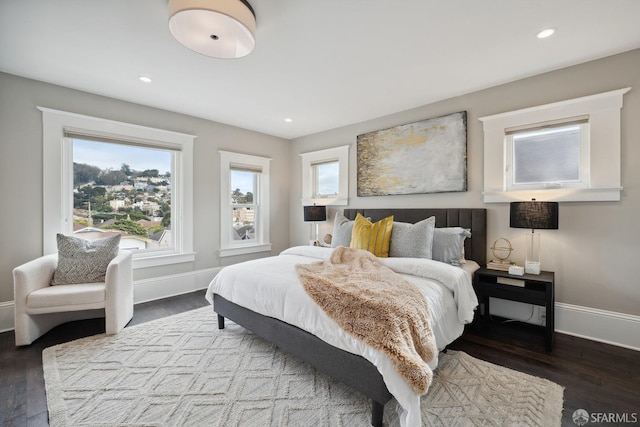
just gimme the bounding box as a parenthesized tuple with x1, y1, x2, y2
(349, 213, 394, 257)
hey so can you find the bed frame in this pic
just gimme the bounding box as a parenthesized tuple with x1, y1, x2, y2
(214, 208, 486, 426)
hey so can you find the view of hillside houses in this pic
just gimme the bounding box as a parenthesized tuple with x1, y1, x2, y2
(73, 160, 258, 250)
(73, 161, 173, 251)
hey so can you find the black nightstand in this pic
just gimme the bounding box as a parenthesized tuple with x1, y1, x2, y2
(473, 268, 555, 351)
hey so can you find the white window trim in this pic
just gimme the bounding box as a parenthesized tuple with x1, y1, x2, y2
(300, 145, 349, 206)
(39, 107, 196, 269)
(479, 88, 630, 202)
(219, 150, 271, 257)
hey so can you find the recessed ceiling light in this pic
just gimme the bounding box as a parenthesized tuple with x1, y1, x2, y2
(284, 118, 293, 123)
(139, 76, 152, 83)
(536, 28, 556, 39)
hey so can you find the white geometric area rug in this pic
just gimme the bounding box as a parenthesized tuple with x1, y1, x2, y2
(43, 307, 564, 426)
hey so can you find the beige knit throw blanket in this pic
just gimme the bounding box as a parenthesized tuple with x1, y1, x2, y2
(296, 246, 437, 394)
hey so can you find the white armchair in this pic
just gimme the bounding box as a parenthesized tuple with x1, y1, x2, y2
(13, 251, 133, 346)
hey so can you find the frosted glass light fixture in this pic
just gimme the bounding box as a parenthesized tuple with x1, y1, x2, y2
(168, 0, 256, 59)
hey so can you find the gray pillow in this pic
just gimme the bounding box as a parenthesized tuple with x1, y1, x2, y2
(331, 212, 353, 247)
(432, 227, 471, 266)
(389, 216, 436, 258)
(51, 233, 121, 285)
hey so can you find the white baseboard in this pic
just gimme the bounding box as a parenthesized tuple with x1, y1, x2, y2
(133, 267, 221, 304)
(0, 267, 221, 333)
(0, 300, 14, 334)
(489, 298, 640, 351)
(554, 302, 640, 351)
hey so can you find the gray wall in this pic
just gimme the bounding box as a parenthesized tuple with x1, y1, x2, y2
(0, 72, 291, 302)
(290, 49, 640, 317)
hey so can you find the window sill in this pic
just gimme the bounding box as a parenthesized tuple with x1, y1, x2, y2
(219, 243, 272, 258)
(132, 251, 196, 269)
(483, 187, 622, 203)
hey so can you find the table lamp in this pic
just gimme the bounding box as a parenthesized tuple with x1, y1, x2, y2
(510, 199, 558, 274)
(303, 204, 327, 246)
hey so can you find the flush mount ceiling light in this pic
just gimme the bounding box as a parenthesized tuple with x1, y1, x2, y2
(168, 0, 256, 59)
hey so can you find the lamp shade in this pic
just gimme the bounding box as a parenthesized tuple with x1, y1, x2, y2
(303, 205, 327, 222)
(168, 0, 256, 59)
(510, 201, 559, 230)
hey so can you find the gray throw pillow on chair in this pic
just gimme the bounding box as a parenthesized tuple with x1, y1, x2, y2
(51, 233, 121, 285)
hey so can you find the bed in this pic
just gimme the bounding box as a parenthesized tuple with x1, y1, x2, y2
(207, 208, 486, 426)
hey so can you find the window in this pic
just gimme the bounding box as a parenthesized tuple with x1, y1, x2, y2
(231, 168, 257, 242)
(505, 119, 589, 191)
(480, 88, 630, 202)
(312, 160, 339, 198)
(70, 137, 174, 253)
(301, 145, 349, 206)
(40, 107, 195, 268)
(220, 151, 271, 257)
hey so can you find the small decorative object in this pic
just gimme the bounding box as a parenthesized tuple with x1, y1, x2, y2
(357, 111, 467, 196)
(508, 265, 525, 276)
(486, 238, 515, 271)
(510, 199, 559, 275)
(490, 238, 513, 262)
(303, 204, 327, 246)
(323, 234, 332, 246)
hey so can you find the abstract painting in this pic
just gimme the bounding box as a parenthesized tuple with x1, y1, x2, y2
(357, 111, 467, 196)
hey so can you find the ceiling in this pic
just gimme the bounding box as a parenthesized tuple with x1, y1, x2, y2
(1, 1, 640, 140)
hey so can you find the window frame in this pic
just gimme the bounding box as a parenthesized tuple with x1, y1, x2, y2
(300, 145, 349, 206)
(219, 150, 271, 257)
(40, 107, 195, 269)
(479, 88, 630, 202)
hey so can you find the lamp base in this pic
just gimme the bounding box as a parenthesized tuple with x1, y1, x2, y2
(524, 261, 541, 275)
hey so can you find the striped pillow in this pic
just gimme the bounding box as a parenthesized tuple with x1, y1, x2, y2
(349, 213, 394, 257)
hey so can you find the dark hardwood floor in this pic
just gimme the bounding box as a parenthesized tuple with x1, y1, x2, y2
(1, 290, 638, 426)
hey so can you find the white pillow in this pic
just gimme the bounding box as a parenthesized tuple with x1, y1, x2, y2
(432, 227, 471, 266)
(389, 216, 435, 258)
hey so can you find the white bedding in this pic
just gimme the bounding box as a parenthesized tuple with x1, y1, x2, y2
(205, 245, 478, 427)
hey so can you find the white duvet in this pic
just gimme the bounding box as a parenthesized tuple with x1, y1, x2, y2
(205, 246, 478, 427)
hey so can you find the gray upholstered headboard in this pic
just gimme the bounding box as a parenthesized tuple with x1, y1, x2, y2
(343, 208, 487, 267)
